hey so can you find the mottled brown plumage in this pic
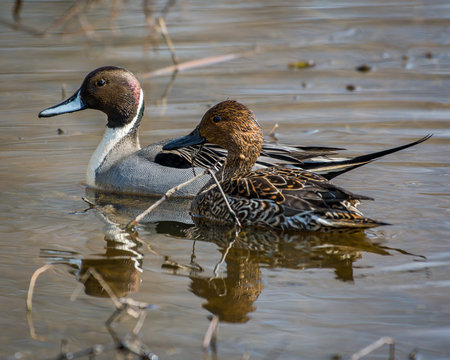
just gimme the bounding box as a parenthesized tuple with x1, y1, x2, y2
(163, 100, 388, 231)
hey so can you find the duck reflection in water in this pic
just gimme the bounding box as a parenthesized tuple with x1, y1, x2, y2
(183, 221, 413, 324)
(41, 189, 421, 325)
(189, 243, 263, 323)
(40, 188, 197, 298)
(41, 212, 145, 298)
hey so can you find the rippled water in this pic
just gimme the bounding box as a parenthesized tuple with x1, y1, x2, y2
(0, 0, 449, 359)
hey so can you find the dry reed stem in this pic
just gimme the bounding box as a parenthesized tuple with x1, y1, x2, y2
(268, 123, 279, 142)
(141, 52, 244, 78)
(71, 267, 123, 309)
(207, 169, 241, 228)
(42, 0, 86, 35)
(351, 337, 395, 360)
(161, 0, 177, 18)
(13, 0, 22, 21)
(0, 18, 42, 35)
(156, 70, 178, 115)
(26, 310, 46, 341)
(26, 264, 53, 312)
(212, 237, 237, 279)
(157, 16, 179, 65)
(126, 169, 208, 230)
(202, 315, 219, 351)
(89, 267, 122, 308)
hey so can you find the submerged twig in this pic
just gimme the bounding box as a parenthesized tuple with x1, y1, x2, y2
(202, 315, 219, 352)
(42, 0, 87, 36)
(141, 52, 246, 78)
(162, 256, 203, 272)
(0, 18, 43, 36)
(161, 0, 177, 18)
(72, 267, 122, 309)
(126, 169, 208, 231)
(13, 0, 22, 21)
(51, 343, 116, 360)
(81, 197, 96, 207)
(268, 123, 279, 142)
(212, 236, 237, 278)
(156, 70, 178, 115)
(69, 196, 96, 214)
(28, 263, 157, 358)
(157, 16, 179, 65)
(27, 264, 54, 311)
(351, 337, 395, 360)
(207, 169, 241, 229)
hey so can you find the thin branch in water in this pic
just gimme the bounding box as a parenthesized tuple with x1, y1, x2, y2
(75, 11, 95, 38)
(51, 343, 116, 360)
(207, 169, 241, 229)
(43, 0, 99, 37)
(0, 18, 43, 36)
(69, 196, 96, 214)
(190, 240, 203, 272)
(133, 233, 160, 256)
(157, 16, 179, 65)
(42, 0, 87, 36)
(268, 123, 279, 142)
(212, 237, 237, 278)
(13, 0, 22, 22)
(351, 337, 395, 360)
(108, 0, 122, 33)
(105, 308, 124, 344)
(60, 339, 69, 354)
(132, 311, 147, 336)
(141, 52, 246, 79)
(126, 169, 208, 231)
(88, 267, 122, 309)
(27, 264, 53, 311)
(162, 256, 203, 272)
(202, 315, 219, 352)
(143, 0, 155, 27)
(70, 270, 89, 302)
(82, 197, 96, 207)
(161, 0, 177, 18)
(156, 69, 178, 115)
(26, 309, 46, 341)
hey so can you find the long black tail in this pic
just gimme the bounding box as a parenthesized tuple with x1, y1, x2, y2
(301, 134, 432, 180)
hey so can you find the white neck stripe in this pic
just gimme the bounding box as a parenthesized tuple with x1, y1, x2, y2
(86, 88, 144, 187)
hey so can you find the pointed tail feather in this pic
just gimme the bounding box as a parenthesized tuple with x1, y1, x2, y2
(301, 134, 432, 180)
(317, 210, 390, 229)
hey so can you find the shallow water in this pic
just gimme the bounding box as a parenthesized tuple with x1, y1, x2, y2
(0, 0, 449, 359)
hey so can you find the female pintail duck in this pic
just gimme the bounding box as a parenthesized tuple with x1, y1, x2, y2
(163, 101, 427, 231)
(39, 66, 430, 197)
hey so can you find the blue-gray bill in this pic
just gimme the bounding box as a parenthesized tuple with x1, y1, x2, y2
(163, 125, 206, 150)
(38, 89, 87, 118)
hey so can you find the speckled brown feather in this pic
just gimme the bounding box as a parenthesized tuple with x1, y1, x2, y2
(177, 100, 386, 231)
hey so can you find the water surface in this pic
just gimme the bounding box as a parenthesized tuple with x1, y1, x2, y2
(0, 0, 449, 359)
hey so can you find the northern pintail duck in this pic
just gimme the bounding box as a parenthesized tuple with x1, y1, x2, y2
(39, 66, 430, 197)
(163, 101, 429, 231)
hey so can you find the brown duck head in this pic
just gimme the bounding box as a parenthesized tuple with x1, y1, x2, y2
(164, 100, 264, 174)
(39, 66, 144, 129)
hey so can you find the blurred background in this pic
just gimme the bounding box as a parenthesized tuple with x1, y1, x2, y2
(0, 1, 449, 359)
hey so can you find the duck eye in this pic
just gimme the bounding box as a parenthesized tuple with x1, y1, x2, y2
(212, 115, 222, 123)
(96, 79, 106, 87)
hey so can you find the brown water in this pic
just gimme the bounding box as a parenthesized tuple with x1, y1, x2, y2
(0, 0, 449, 359)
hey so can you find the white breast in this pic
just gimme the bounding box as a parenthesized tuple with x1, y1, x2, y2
(86, 89, 144, 187)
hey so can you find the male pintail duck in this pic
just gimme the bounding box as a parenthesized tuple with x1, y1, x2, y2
(163, 101, 429, 231)
(39, 66, 430, 197)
